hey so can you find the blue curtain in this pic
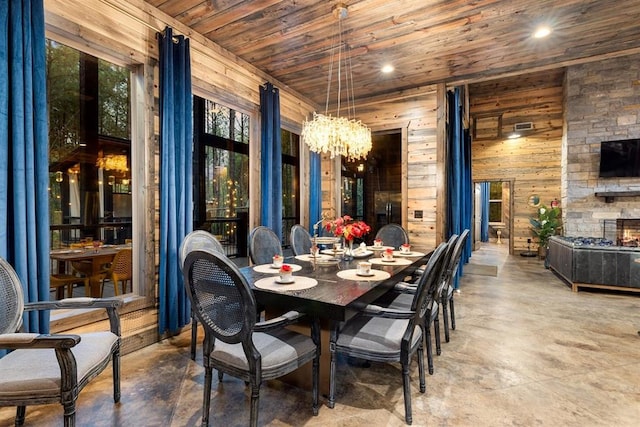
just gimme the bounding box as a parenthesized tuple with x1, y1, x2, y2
(480, 182, 490, 242)
(157, 27, 193, 334)
(0, 0, 50, 334)
(446, 87, 473, 288)
(259, 82, 283, 239)
(309, 152, 322, 233)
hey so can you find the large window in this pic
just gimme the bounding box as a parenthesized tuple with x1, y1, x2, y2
(281, 129, 300, 245)
(489, 181, 503, 223)
(47, 40, 132, 299)
(194, 97, 250, 257)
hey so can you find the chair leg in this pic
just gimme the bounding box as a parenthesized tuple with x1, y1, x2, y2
(249, 382, 260, 427)
(15, 406, 26, 426)
(450, 296, 456, 330)
(401, 361, 413, 425)
(425, 325, 434, 375)
(328, 345, 337, 409)
(442, 295, 451, 342)
(202, 366, 213, 426)
(62, 401, 76, 427)
(113, 348, 121, 403)
(190, 312, 198, 360)
(417, 343, 426, 393)
(434, 316, 442, 356)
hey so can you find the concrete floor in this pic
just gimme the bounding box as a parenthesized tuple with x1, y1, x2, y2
(3, 242, 640, 426)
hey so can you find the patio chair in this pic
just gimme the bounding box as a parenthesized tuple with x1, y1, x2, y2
(290, 224, 313, 256)
(179, 230, 226, 360)
(328, 240, 448, 425)
(375, 223, 409, 249)
(248, 226, 283, 265)
(103, 248, 132, 296)
(182, 250, 320, 427)
(0, 256, 122, 427)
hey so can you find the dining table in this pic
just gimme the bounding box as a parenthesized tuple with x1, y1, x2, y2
(239, 248, 432, 393)
(50, 244, 131, 297)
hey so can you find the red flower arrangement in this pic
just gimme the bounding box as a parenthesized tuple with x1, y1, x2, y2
(279, 264, 292, 273)
(325, 215, 371, 241)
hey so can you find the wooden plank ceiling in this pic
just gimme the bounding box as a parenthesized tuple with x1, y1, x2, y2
(147, 0, 640, 109)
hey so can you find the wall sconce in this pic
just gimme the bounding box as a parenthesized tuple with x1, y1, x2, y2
(55, 171, 63, 183)
(108, 175, 115, 186)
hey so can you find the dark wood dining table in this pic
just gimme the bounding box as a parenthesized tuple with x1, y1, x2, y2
(239, 249, 432, 392)
(50, 244, 130, 297)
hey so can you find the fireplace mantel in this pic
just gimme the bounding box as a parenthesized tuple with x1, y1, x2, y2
(595, 191, 640, 203)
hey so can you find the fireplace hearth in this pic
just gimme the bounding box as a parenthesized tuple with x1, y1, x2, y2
(617, 219, 640, 247)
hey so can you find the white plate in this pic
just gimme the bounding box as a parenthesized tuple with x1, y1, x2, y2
(321, 249, 345, 255)
(367, 245, 394, 251)
(275, 277, 295, 284)
(356, 271, 375, 277)
(270, 264, 283, 269)
(381, 258, 396, 263)
(351, 250, 373, 258)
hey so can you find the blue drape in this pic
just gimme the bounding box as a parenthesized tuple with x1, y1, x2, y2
(158, 27, 193, 334)
(446, 87, 473, 288)
(480, 182, 489, 242)
(309, 152, 321, 232)
(0, 0, 50, 334)
(259, 82, 283, 239)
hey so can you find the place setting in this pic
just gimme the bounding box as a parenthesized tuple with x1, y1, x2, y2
(368, 248, 412, 266)
(392, 244, 426, 257)
(254, 264, 318, 291)
(365, 238, 394, 252)
(252, 255, 303, 274)
(336, 261, 391, 281)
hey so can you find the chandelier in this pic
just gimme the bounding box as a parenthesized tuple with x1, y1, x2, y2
(96, 153, 129, 173)
(301, 3, 371, 161)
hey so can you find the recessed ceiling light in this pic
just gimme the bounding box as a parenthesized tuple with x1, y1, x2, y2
(533, 26, 552, 39)
(381, 64, 394, 73)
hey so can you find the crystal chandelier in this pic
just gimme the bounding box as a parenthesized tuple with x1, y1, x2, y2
(301, 3, 371, 161)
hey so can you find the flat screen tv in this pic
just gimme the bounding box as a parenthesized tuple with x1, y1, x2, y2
(599, 139, 640, 178)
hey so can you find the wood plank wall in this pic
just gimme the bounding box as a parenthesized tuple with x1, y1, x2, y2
(320, 87, 441, 252)
(469, 69, 564, 252)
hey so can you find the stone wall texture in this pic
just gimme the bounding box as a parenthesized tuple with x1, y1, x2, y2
(563, 55, 640, 237)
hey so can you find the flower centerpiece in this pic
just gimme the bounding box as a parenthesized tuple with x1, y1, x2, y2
(529, 204, 562, 258)
(325, 215, 371, 257)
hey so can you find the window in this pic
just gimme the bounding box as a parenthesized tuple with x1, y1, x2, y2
(281, 129, 300, 245)
(489, 181, 503, 223)
(194, 97, 250, 257)
(47, 40, 132, 300)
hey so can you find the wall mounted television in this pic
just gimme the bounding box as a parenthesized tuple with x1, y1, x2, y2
(599, 139, 640, 178)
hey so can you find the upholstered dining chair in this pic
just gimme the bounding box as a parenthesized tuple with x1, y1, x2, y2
(375, 223, 410, 249)
(440, 229, 470, 342)
(290, 224, 313, 256)
(179, 230, 226, 360)
(182, 250, 320, 427)
(381, 236, 456, 374)
(0, 256, 122, 427)
(248, 226, 283, 265)
(328, 241, 449, 425)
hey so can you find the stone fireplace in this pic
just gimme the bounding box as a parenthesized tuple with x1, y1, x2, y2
(617, 219, 640, 247)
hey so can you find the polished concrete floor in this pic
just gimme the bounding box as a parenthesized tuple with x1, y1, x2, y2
(3, 242, 640, 426)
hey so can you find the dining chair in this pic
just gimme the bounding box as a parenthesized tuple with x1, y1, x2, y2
(103, 248, 132, 296)
(381, 236, 456, 374)
(182, 250, 320, 427)
(50, 273, 89, 299)
(290, 224, 313, 256)
(375, 223, 409, 249)
(248, 226, 283, 265)
(178, 230, 226, 360)
(0, 256, 122, 427)
(328, 241, 449, 425)
(440, 229, 470, 342)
